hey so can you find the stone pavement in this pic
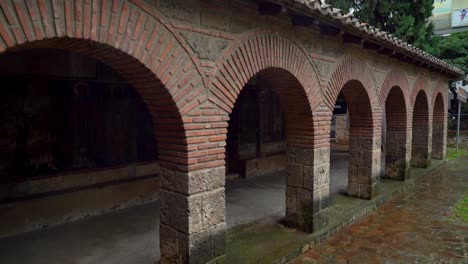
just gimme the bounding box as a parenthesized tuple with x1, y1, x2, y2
(225, 159, 449, 263)
(292, 156, 468, 264)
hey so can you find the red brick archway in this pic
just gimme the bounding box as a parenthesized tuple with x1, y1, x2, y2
(211, 32, 327, 232)
(324, 56, 381, 199)
(0, 0, 211, 262)
(323, 56, 379, 113)
(210, 32, 322, 114)
(380, 70, 411, 181)
(432, 92, 446, 160)
(411, 90, 430, 168)
(379, 69, 411, 109)
(411, 77, 432, 110)
(0, 0, 208, 168)
(432, 81, 449, 109)
(384, 86, 410, 180)
(4, 38, 188, 162)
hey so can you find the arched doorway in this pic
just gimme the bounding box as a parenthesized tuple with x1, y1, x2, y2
(329, 80, 378, 199)
(225, 74, 286, 226)
(213, 34, 325, 236)
(383, 86, 410, 180)
(411, 90, 430, 167)
(432, 93, 446, 160)
(225, 67, 320, 232)
(0, 47, 163, 261)
(0, 37, 190, 262)
(0, 0, 223, 262)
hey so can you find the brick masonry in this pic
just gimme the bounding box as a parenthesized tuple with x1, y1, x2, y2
(0, 0, 452, 262)
(380, 69, 413, 181)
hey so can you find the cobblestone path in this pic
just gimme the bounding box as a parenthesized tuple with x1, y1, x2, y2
(294, 157, 468, 264)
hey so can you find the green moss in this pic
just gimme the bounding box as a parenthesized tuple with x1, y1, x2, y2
(226, 222, 310, 264)
(446, 147, 467, 160)
(450, 192, 468, 223)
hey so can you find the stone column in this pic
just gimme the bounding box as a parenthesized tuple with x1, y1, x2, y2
(432, 102, 447, 160)
(285, 146, 328, 232)
(335, 114, 349, 144)
(432, 125, 445, 159)
(411, 95, 431, 168)
(428, 114, 433, 163)
(256, 88, 266, 157)
(348, 135, 381, 199)
(160, 165, 226, 264)
(442, 113, 448, 158)
(385, 129, 411, 181)
(411, 123, 431, 168)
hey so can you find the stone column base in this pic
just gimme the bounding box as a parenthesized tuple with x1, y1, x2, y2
(285, 210, 328, 233)
(432, 152, 444, 160)
(348, 182, 378, 200)
(160, 223, 226, 264)
(384, 160, 411, 181)
(411, 157, 431, 168)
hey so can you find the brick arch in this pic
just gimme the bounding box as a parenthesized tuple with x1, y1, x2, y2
(379, 69, 412, 180)
(383, 86, 411, 180)
(411, 76, 431, 110)
(379, 69, 411, 109)
(210, 32, 322, 115)
(0, 0, 209, 168)
(432, 82, 448, 109)
(432, 88, 447, 160)
(411, 89, 431, 167)
(0, 0, 203, 76)
(210, 32, 326, 232)
(324, 56, 381, 199)
(0, 1, 211, 262)
(323, 55, 379, 112)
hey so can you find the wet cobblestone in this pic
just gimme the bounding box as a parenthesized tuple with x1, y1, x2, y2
(294, 157, 468, 264)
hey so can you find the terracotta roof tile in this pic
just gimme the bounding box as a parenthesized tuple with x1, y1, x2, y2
(283, 0, 464, 77)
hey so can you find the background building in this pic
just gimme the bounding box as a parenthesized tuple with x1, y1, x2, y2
(431, 0, 468, 36)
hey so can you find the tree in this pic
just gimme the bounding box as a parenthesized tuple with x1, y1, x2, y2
(429, 32, 468, 73)
(326, 0, 435, 50)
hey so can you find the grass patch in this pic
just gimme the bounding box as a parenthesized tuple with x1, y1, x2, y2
(449, 192, 468, 222)
(446, 147, 467, 160)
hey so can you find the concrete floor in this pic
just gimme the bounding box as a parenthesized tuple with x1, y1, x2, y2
(0, 202, 160, 264)
(0, 149, 349, 264)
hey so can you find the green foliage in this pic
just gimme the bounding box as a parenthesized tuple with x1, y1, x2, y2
(428, 32, 468, 73)
(446, 147, 467, 160)
(325, 1, 468, 73)
(326, 0, 435, 50)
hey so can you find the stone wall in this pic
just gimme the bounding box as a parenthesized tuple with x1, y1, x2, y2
(0, 162, 160, 238)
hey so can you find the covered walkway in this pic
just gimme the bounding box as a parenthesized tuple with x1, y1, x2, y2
(0, 152, 450, 264)
(0, 0, 462, 262)
(0, 149, 349, 264)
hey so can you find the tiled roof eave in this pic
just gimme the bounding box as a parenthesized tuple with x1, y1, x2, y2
(273, 0, 464, 78)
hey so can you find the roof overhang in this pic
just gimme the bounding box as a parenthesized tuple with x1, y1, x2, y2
(259, 0, 465, 79)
